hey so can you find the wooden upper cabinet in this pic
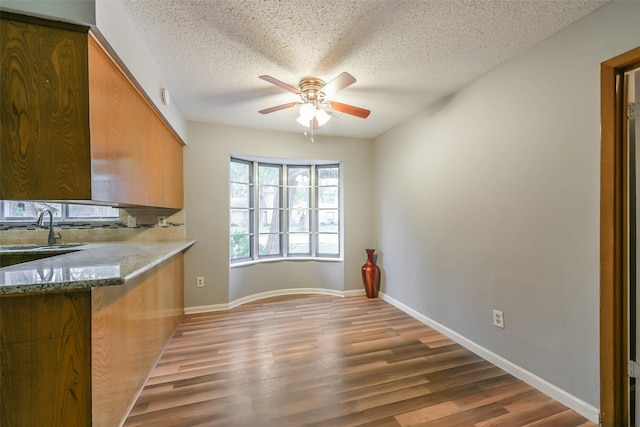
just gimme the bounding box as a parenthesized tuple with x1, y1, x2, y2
(0, 13, 184, 209)
(0, 17, 92, 200)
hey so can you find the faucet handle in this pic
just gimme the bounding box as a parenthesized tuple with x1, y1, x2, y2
(53, 232, 62, 243)
(35, 212, 44, 227)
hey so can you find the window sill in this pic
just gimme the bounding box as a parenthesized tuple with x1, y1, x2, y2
(230, 257, 343, 268)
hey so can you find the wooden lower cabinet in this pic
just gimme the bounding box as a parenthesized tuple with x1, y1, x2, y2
(0, 290, 92, 426)
(91, 255, 184, 426)
(0, 255, 184, 426)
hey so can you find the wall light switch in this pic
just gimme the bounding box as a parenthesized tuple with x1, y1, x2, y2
(127, 216, 137, 228)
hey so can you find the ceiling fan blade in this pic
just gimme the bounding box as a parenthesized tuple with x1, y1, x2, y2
(321, 72, 356, 98)
(330, 101, 370, 119)
(259, 75, 300, 95)
(259, 102, 298, 114)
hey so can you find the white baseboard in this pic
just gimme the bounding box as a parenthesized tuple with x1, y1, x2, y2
(184, 303, 229, 314)
(184, 288, 366, 314)
(378, 292, 599, 424)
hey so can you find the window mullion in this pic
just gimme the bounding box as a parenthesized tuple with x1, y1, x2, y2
(282, 165, 289, 258)
(311, 165, 317, 257)
(252, 161, 259, 260)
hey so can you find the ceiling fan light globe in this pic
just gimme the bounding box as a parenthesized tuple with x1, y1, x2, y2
(315, 109, 331, 127)
(296, 115, 311, 127)
(299, 103, 316, 121)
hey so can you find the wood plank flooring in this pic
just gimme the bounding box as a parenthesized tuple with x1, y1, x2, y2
(124, 295, 596, 426)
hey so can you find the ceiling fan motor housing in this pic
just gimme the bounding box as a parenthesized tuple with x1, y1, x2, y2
(299, 77, 326, 103)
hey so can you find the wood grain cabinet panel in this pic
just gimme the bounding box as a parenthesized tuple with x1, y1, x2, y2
(0, 13, 184, 209)
(0, 291, 92, 427)
(0, 18, 92, 200)
(0, 254, 185, 426)
(91, 255, 184, 426)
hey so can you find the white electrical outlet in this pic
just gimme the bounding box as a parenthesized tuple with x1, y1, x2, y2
(127, 216, 137, 228)
(158, 215, 167, 227)
(493, 309, 505, 328)
(196, 276, 205, 288)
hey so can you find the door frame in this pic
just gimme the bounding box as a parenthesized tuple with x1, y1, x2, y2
(601, 45, 640, 427)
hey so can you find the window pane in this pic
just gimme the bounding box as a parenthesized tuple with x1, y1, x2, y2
(288, 167, 310, 186)
(259, 233, 281, 256)
(259, 210, 280, 233)
(230, 161, 250, 183)
(230, 235, 251, 259)
(67, 204, 119, 218)
(318, 187, 338, 208)
(318, 167, 339, 186)
(259, 165, 280, 185)
(258, 186, 280, 208)
(289, 233, 310, 254)
(288, 186, 309, 208)
(230, 209, 251, 234)
(318, 234, 339, 255)
(318, 210, 339, 232)
(230, 183, 251, 208)
(3, 201, 62, 219)
(289, 209, 309, 232)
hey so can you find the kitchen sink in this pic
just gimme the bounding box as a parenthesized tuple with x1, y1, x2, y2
(0, 245, 84, 267)
(1, 244, 85, 251)
(0, 250, 78, 268)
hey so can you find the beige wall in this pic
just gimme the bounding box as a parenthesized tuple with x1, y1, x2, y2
(183, 122, 374, 309)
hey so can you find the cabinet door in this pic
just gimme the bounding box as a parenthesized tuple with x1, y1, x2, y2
(1, 18, 92, 200)
(88, 35, 183, 208)
(162, 131, 184, 209)
(0, 291, 92, 426)
(88, 35, 145, 206)
(91, 254, 184, 426)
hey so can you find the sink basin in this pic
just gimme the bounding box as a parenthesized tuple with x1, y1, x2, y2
(0, 250, 78, 268)
(1, 244, 84, 251)
(0, 244, 85, 267)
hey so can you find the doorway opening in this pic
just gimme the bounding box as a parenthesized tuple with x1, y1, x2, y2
(600, 46, 640, 427)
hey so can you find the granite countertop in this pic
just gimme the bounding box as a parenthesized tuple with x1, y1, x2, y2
(0, 240, 196, 295)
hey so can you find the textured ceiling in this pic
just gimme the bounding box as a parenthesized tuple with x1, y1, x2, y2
(122, 0, 607, 139)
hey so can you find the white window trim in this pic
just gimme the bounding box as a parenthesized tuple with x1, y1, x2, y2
(230, 156, 342, 264)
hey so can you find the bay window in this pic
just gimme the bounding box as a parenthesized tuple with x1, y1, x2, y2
(230, 157, 341, 263)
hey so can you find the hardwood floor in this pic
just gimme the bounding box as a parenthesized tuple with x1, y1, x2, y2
(125, 295, 596, 426)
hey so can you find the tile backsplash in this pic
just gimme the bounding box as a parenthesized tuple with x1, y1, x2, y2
(0, 208, 185, 245)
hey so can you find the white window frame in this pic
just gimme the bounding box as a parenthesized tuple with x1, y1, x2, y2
(230, 157, 341, 264)
(0, 200, 120, 223)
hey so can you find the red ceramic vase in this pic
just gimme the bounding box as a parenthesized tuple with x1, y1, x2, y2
(361, 249, 381, 298)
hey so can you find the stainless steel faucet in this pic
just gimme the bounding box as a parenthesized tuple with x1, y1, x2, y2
(36, 209, 62, 245)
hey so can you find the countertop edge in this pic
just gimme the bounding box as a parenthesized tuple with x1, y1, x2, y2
(0, 240, 196, 296)
(123, 240, 196, 283)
